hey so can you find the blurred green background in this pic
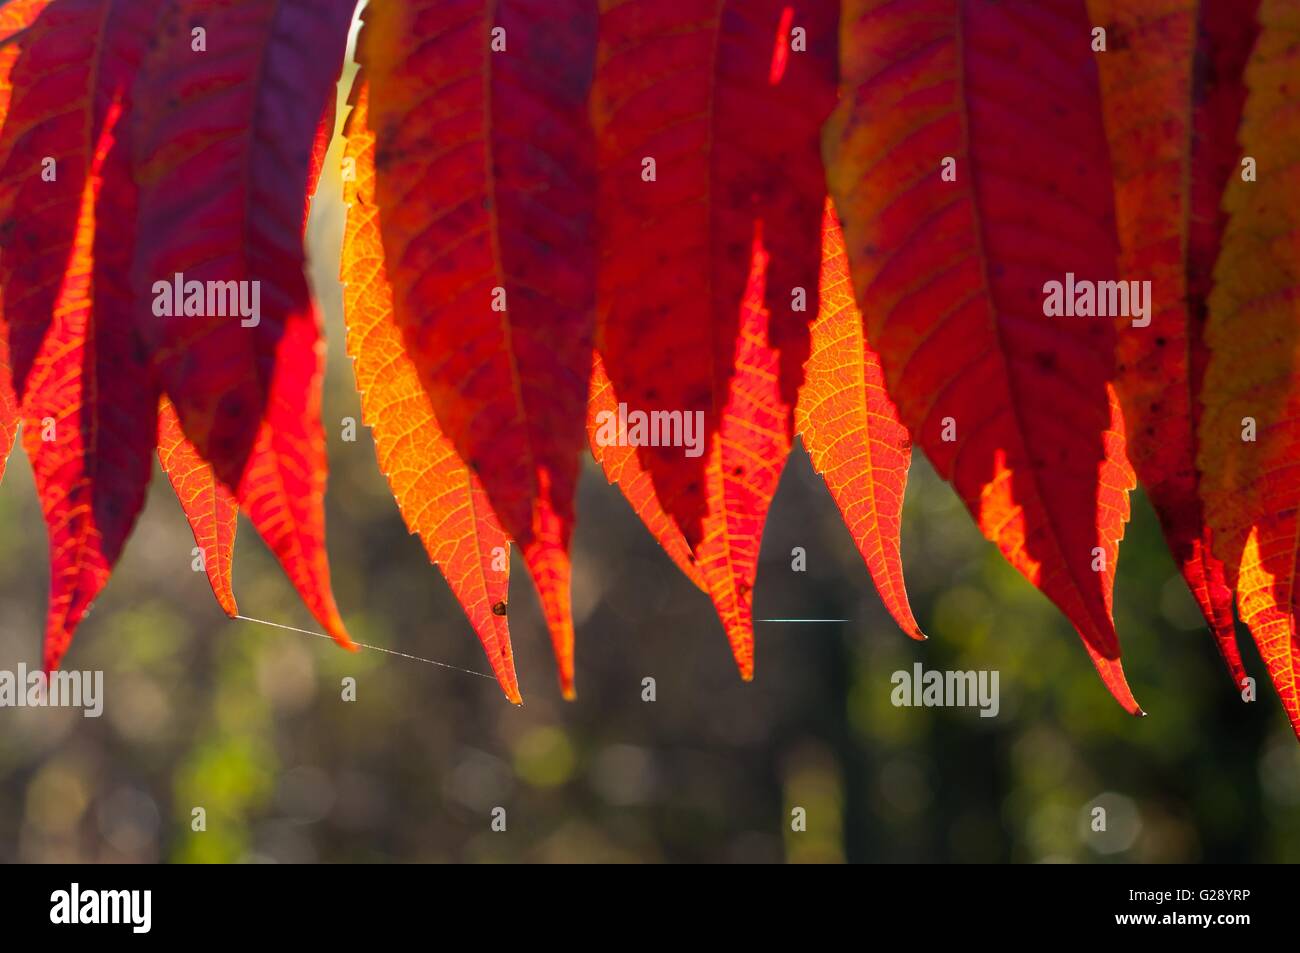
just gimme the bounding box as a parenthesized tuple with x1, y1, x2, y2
(1, 62, 1297, 865)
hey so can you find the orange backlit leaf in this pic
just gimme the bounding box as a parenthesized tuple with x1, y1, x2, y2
(824, 0, 1141, 713)
(341, 83, 519, 704)
(691, 232, 789, 678)
(158, 394, 238, 619)
(358, 0, 597, 697)
(1199, 0, 1300, 737)
(588, 352, 705, 591)
(1090, 0, 1257, 689)
(307, 91, 335, 212)
(797, 203, 921, 640)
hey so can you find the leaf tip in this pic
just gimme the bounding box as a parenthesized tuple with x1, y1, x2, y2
(325, 617, 359, 653)
(496, 664, 523, 706)
(1086, 648, 1144, 717)
(216, 592, 239, 619)
(736, 654, 755, 682)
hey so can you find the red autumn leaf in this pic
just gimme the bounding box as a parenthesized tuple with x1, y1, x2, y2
(797, 201, 922, 640)
(823, 0, 1141, 713)
(0, 0, 146, 402)
(356, 0, 597, 697)
(154, 11, 338, 631)
(130, 0, 357, 650)
(341, 83, 520, 705)
(590, 0, 837, 676)
(0, 319, 15, 485)
(0, 1, 52, 484)
(590, 0, 835, 541)
(2, 0, 1298, 751)
(22, 101, 149, 672)
(5, 0, 162, 671)
(0, 0, 52, 87)
(307, 93, 335, 215)
(588, 352, 705, 590)
(1199, 0, 1300, 737)
(1090, 0, 1257, 690)
(157, 394, 239, 619)
(689, 233, 786, 676)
